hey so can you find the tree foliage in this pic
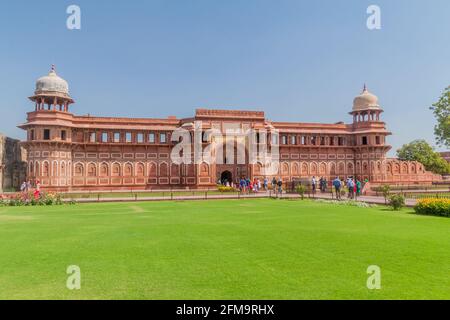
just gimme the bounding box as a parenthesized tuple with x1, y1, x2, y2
(396, 140, 450, 175)
(430, 86, 450, 148)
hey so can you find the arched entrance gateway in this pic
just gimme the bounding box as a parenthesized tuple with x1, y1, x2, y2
(220, 171, 232, 185)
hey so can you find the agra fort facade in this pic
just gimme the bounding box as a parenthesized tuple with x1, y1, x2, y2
(19, 66, 441, 191)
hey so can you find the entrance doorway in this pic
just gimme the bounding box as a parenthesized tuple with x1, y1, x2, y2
(220, 171, 232, 185)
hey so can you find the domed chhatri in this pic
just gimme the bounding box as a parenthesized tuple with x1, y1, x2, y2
(352, 84, 381, 111)
(35, 65, 70, 96)
(29, 65, 74, 112)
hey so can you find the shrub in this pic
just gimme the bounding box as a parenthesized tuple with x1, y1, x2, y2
(380, 185, 391, 204)
(389, 194, 405, 211)
(218, 186, 237, 193)
(296, 185, 307, 200)
(414, 198, 450, 217)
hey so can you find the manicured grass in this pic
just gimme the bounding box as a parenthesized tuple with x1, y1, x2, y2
(0, 199, 449, 300)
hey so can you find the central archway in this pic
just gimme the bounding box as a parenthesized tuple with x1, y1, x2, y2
(220, 170, 232, 185)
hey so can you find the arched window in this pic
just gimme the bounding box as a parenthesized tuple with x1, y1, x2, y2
(338, 162, 345, 174)
(100, 163, 108, 176)
(136, 163, 145, 176)
(52, 162, 58, 177)
(310, 162, 318, 175)
(160, 162, 169, 177)
(301, 163, 308, 175)
(330, 163, 336, 175)
(170, 163, 180, 176)
(124, 163, 133, 176)
(42, 162, 50, 177)
(319, 162, 327, 174)
(112, 163, 120, 176)
(347, 162, 354, 174)
(199, 163, 209, 176)
(88, 163, 96, 177)
(149, 162, 157, 176)
(292, 163, 299, 175)
(61, 161, 66, 176)
(282, 163, 289, 175)
(74, 163, 84, 177)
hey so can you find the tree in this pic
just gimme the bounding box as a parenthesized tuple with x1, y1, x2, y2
(430, 86, 450, 148)
(397, 140, 450, 175)
(380, 185, 391, 204)
(296, 184, 307, 200)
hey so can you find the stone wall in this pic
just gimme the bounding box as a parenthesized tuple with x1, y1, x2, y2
(0, 133, 27, 192)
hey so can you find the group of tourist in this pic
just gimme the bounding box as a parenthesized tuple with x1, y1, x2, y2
(310, 176, 328, 193)
(20, 180, 41, 199)
(219, 176, 285, 194)
(237, 177, 274, 194)
(331, 176, 363, 200)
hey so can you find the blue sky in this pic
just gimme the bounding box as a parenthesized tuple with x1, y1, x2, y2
(1, 0, 449, 155)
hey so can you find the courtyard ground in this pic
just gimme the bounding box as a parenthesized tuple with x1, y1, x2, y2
(0, 199, 448, 300)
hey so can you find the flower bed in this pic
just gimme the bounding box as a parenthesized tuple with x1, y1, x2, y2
(0, 191, 67, 206)
(217, 186, 238, 193)
(314, 199, 376, 208)
(414, 198, 450, 217)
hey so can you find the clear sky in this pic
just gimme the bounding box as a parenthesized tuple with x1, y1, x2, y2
(1, 0, 449, 155)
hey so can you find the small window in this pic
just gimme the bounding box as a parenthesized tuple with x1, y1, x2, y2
(302, 136, 307, 145)
(102, 132, 108, 143)
(148, 133, 155, 143)
(43, 129, 50, 140)
(330, 137, 334, 146)
(311, 136, 316, 145)
(202, 132, 208, 143)
(160, 133, 167, 143)
(320, 137, 325, 145)
(137, 133, 144, 143)
(30, 129, 35, 141)
(281, 136, 288, 145)
(271, 134, 279, 145)
(114, 132, 120, 143)
(61, 130, 67, 141)
(291, 135, 296, 145)
(126, 132, 132, 143)
(338, 137, 343, 146)
(376, 136, 381, 144)
(256, 132, 260, 144)
(89, 132, 96, 143)
(362, 136, 368, 145)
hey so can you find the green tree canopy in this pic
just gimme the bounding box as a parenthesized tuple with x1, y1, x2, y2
(396, 140, 450, 175)
(430, 86, 450, 148)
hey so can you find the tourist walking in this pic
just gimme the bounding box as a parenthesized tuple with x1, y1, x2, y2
(277, 178, 283, 196)
(333, 176, 341, 200)
(356, 179, 362, 196)
(311, 176, 317, 194)
(263, 177, 268, 191)
(347, 178, 355, 199)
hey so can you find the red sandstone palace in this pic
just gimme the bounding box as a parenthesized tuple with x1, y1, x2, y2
(19, 66, 441, 191)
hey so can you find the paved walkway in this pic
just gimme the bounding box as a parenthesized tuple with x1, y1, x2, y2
(68, 191, 418, 207)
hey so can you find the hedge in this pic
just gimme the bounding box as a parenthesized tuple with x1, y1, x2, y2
(414, 198, 450, 217)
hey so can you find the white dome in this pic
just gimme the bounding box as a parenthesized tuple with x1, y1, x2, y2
(35, 65, 69, 95)
(352, 85, 381, 111)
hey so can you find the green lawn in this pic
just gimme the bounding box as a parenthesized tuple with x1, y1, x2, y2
(0, 199, 449, 300)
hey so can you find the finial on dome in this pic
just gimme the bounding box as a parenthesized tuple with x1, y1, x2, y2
(363, 83, 367, 93)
